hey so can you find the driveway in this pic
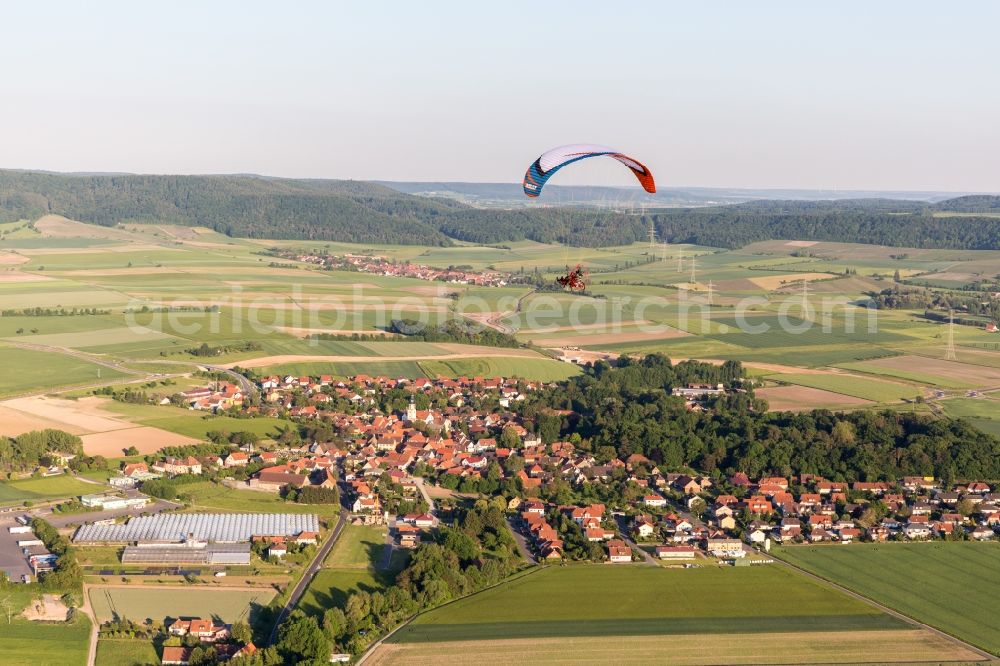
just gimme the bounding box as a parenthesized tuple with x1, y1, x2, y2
(412, 477, 437, 515)
(612, 515, 658, 565)
(506, 516, 536, 563)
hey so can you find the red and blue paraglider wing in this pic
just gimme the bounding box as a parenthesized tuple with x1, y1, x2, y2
(522, 143, 656, 198)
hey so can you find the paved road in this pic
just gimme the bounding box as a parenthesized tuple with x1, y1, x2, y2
(266, 509, 349, 645)
(506, 516, 536, 563)
(612, 515, 658, 565)
(380, 518, 396, 571)
(412, 477, 437, 515)
(37, 498, 180, 529)
(775, 555, 995, 661)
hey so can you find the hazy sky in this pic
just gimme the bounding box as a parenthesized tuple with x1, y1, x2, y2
(2, 2, 998, 190)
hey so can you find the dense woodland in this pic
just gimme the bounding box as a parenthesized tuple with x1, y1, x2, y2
(525, 355, 1000, 484)
(3, 170, 1000, 249)
(0, 429, 83, 476)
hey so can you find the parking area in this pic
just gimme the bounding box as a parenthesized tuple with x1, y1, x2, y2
(0, 516, 35, 582)
(38, 497, 179, 529)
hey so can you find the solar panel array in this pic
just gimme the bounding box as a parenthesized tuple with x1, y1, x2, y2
(74, 513, 319, 544)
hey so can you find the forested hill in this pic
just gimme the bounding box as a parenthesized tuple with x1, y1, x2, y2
(0, 170, 459, 245)
(652, 199, 1000, 250)
(1, 169, 999, 249)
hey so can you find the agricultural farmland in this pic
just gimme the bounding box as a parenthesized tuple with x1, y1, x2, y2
(775, 542, 1000, 656)
(0, 219, 998, 412)
(88, 586, 277, 627)
(391, 566, 903, 642)
(375, 565, 979, 665)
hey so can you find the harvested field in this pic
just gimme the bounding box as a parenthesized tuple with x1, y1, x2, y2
(0, 396, 198, 454)
(748, 272, 836, 290)
(33, 215, 145, 241)
(845, 355, 1000, 388)
(0, 253, 30, 265)
(368, 630, 979, 665)
(0, 271, 51, 283)
(756, 386, 873, 411)
(549, 348, 620, 364)
(1, 396, 128, 433)
(0, 404, 74, 435)
(80, 426, 197, 457)
(785, 240, 819, 247)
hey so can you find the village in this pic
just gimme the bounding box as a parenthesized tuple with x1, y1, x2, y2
(3, 367, 998, 666)
(107, 371, 1000, 567)
(266, 249, 519, 287)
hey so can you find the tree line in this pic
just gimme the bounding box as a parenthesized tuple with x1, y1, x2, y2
(7, 170, 998, 249)
(524, 354, 1000, 484)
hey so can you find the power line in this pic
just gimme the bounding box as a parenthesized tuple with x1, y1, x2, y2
(945, 310, 957, 361)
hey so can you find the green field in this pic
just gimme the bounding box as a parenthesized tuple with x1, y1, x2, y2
(0, 346, 130, 395)
(3, 220, 1000, 416)
(139, 414, 298, 440)
(180, 481, 339, 516)
(392, 564, 904, 643)
(323, 524, 388, 569)
(299, 569, 393, 615)
(0, 614, 92, 666)
(418, 357, 581, 381)
(775, 542, 1000, 655)
(768, 373, 919, 402)
(0, 474, 105, 505)
(89, 586, 277, 626)
(259, 360, 428, 379)
(94, 639, 159, 666)
(299, 524, 399, 616)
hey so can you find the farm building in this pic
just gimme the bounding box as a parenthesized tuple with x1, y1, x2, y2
(121, 541, 251, 565)
(656, 545, 697, 560)
(73, 512, 319, 544)
(80, 492, 149, 511)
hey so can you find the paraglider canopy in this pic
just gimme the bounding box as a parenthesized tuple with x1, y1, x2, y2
(522, 143, 656, 198)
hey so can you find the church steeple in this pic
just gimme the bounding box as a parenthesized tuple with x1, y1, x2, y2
(406, 396, 417, 422)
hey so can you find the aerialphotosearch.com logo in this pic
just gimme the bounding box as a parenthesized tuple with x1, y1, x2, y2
(123, 282, 879, 342)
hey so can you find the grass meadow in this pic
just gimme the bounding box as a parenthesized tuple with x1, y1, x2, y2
(299, 524, 404, 616)
(0, 474, 103, 505)
(94, 639, 160, 666)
